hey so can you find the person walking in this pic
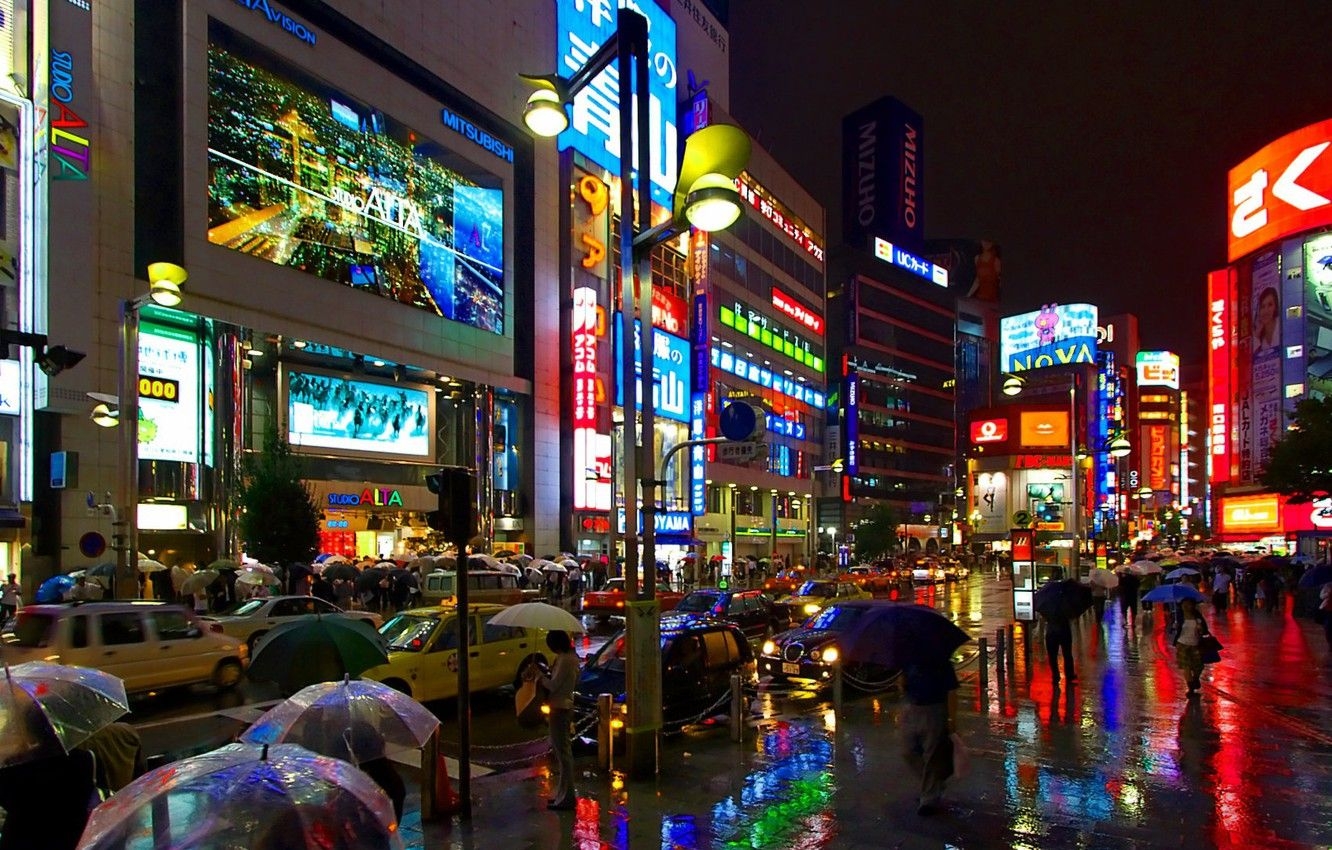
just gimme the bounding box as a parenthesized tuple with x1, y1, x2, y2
(527, 629, 579, 810)
(1319, 582, 1332, 652)
(1042, 607, 1076, 686)
(1, 573, 21, 626)
(1090, 582, 1108, 621)
(899, 656, 960, 815)
(1172, 597, 1214, 696)
(1211, 568, 1232, 612)
(1118, 571, 1141, 625)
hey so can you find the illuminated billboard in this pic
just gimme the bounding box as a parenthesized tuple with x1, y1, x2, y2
(999, 303, 1098, 372)
(841, 95, 925, 253)
(138, 323, 202, 464)
(1136, 351, 1180, 389)
(1219, 494, 1280, 534)
(1228, 117, 1332, 262)
(1304, 233, 1332, 405)
(1018, 410, 1069, 448)
(206, 25, 506, 334)
(614, 317, 690, 423)
(286, 369, 434, 460)
(1208, 270, 1232, 484)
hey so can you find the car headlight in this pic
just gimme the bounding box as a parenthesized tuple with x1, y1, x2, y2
(762, 640, 776, 656)
(821, 646, 839, 664)
(803, 602, 821, 615)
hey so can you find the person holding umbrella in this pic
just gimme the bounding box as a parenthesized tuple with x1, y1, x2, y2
(901, 654, 960, 816)
(1171, 596, 1215, 696)
(524, 630, 579, 811)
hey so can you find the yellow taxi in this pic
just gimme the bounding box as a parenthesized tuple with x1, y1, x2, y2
(778, 579, 872, 621)
(360, 603, 550, 702)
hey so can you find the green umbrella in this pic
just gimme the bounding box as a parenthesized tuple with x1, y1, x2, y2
(246, 617, 389, 695)
(207, 559, 241, 572)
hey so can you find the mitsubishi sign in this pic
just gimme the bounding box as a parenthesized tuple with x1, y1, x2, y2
(1228, 117, 1332, 262)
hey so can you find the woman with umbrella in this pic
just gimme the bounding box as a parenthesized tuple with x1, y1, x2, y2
(1172, 596, 1216, 696)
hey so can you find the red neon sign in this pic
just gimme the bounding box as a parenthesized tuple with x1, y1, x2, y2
(1228, 117, 1332, 262)
(1147, 424, 1169, 492)
(970, 418, 1008, 444)
(737, 174, 826, 262)
(771, 287, 824, 336)
(1207, 270, 1231, 484)
(650, 287, 688, 336)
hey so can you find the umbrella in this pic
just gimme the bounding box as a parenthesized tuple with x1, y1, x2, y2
(237, 569, 281, 587)
(374, 561, 397, 570)
(207, 558, 241, 572)
(1088, 567, 1120, 589)
(525, 566, 545, 584)
(492, 549, 518, 559)
(1, 662, 129, 767)
(561, 558, 578, 569)
(1165, 567, 1201, 581)
(78, 743, 404, 850)
(181, 569, 221, 595)
(515, 553, 534, 564)
(322, 563, 360, 583)
(87, 562, 117, 579)
(836, 603, 970, 668)
(248, 617, 390, 694)
(494, 562, 521, 576)
(34, 574, 75, 603)
(136, 557, 166, 573)
(241, 677, 439, 764)
(1129, 560, 1164, 575)
(323, 554, 352, 565)
(469, 553, 500, 570)
(1298, 564, 1332, 589)
(1141, 583, 1207, 604)
(1157, 557, 1181, 567)
(540, 560, 568, 574)
(1034, 579, 1094, 620)
(485, 601, 585, 634)
(355, 568, 388, 595)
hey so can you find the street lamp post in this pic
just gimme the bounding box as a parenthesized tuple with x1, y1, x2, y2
(522, 15, 749, 778)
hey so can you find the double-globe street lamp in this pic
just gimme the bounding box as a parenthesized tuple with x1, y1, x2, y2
(521, 10, 750, 777)
(1002, 373, 1130, 578)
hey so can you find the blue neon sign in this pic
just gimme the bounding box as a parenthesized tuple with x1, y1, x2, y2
(555, 0, 678, 208)
(711, 347, 824, 408)
(615, 316, 690, 422)
(872, 237, 948, 287)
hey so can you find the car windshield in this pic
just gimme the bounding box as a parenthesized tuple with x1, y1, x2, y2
(675, 592, 720, 613)
(589, 631, 674, 671)
(11, 613, 55, 647)
(805, 605, 866, 631)
(219, 600, 266, 617)
(380, 614, 438, 652)
(796, 581, 835, 598)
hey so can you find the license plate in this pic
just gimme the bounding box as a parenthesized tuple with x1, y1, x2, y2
(782, 662, 800, 675)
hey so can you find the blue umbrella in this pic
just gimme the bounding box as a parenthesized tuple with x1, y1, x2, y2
(1298, 564, 1332, 589)
(1141, 583, 1206, 604)
(34, 575, 76, 603)
(87, 563, 117, 578)
(1165, 567, 1200, 581)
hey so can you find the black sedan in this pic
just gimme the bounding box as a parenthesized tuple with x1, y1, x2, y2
(574, 612, 755, 732)
(673, 588, 788, 640)
(758, 601, 894, 689)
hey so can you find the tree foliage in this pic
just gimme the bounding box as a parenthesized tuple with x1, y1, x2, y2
(1260, 397, 1332, 503)
(852, 502, 904, 561)
(237, 429, 320, 565)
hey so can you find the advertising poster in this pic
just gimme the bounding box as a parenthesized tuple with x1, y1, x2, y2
(207, 25, 506, 333)
(138, 324, 201, 464)
(1304, 233, 1332, 402)
(974, 471, 1008, 535)
(286, 370, 433, 459)
(1236, 263, 1253, 483)
(1251, 252, 1282, 472)
(999, 303, 1098, 372)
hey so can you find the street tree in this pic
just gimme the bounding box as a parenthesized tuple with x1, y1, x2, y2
(237, 428, 320, 566)
(1260, 397, 1332, 503)
(852, 502, 904, 561)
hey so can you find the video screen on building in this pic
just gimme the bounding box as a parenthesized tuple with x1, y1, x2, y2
(286, 368, 434, 460)
(206, 23, 506, 334)
(139, 323, 203, 464)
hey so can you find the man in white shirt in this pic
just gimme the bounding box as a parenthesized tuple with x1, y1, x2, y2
(1211, 570, 1232, 612)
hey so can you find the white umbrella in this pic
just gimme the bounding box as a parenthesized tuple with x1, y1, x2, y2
(322, 555, 352, 565)
(1088, 567, 1120, 588)
(180, 570, 220, 595)
(1129, 560, 1164, 576)
(237, 569, 281, 587)
(525, 566, 546, 584)
(515, 553, 534, 564)
(541, 560, 568, 574)
(495, 563, 521, 576)
(469, 553, 500, 570)
(485, 602, 585, 634)
(136, 557, 166, 573)
(560, 558, 578, 570)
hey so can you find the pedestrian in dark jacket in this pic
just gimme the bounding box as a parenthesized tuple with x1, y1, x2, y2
(899, 657, 959, 815)
(1118, 571, 1141, 622)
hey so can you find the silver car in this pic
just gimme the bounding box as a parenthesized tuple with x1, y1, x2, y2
(203, 596, 382, 652)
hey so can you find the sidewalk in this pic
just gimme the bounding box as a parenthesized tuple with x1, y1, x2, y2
(393, 599, 1332, 849)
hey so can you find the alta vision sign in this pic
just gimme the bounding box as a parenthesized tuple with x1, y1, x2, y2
(234, 0, 317, 46)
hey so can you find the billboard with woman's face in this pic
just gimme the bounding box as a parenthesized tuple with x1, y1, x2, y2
(1249, 252, 1282, 476)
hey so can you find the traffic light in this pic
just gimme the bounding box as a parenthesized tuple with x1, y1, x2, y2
(425, 467, 477, 543)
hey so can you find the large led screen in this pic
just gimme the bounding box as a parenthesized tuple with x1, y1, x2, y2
(286, 369, 434, 460)
(999, 303, 1098, 372)
(206, 24, 506, 333)
(138, 323, 202, 464)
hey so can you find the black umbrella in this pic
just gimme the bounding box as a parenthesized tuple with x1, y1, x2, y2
(87, 563, 117, 579)
(837, 603, 970, 669)
(321, 563, 359, 583)
(1034, 579, 1094, 620)
(355, 568, 387, 594)
(1298, 564, 1332, 589)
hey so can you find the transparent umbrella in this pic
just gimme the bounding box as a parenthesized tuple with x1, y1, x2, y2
(78, 742, 404, 850)
(241, 677, 439, 764)
(486, 601, 585, 633)
(0, 661, 128, 767)
(180, 570, 220, 595)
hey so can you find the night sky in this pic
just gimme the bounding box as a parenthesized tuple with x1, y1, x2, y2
(728, 2, 1332, 367)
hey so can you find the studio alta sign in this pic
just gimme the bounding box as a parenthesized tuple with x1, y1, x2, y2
(328, 488, 403, 507)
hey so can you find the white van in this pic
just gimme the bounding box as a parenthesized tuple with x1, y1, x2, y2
(420, 570, 541, 606)
(0, 601, 248, 694)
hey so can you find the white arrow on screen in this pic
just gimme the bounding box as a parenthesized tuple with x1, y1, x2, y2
(1272, 142, 1331, 210)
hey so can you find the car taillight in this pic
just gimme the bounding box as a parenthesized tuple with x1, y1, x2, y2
(208, 623, 224, 634)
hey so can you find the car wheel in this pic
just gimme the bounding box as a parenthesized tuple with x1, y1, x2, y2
(381, 678, 412, 697)
(513, 654, 547, 690)
(247, 631, 266, 656)
(213, 659, 244, 690)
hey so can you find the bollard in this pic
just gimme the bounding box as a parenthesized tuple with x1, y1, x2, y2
(597, 693, 614, 771)
(420, 729, 437, 821)
(995, 628, 1006, 668)
(1006, 623, 1016, 666)
(730, 673, 744, 742)
(978, 636, 989, 685)
(832, 659, 844, 714)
